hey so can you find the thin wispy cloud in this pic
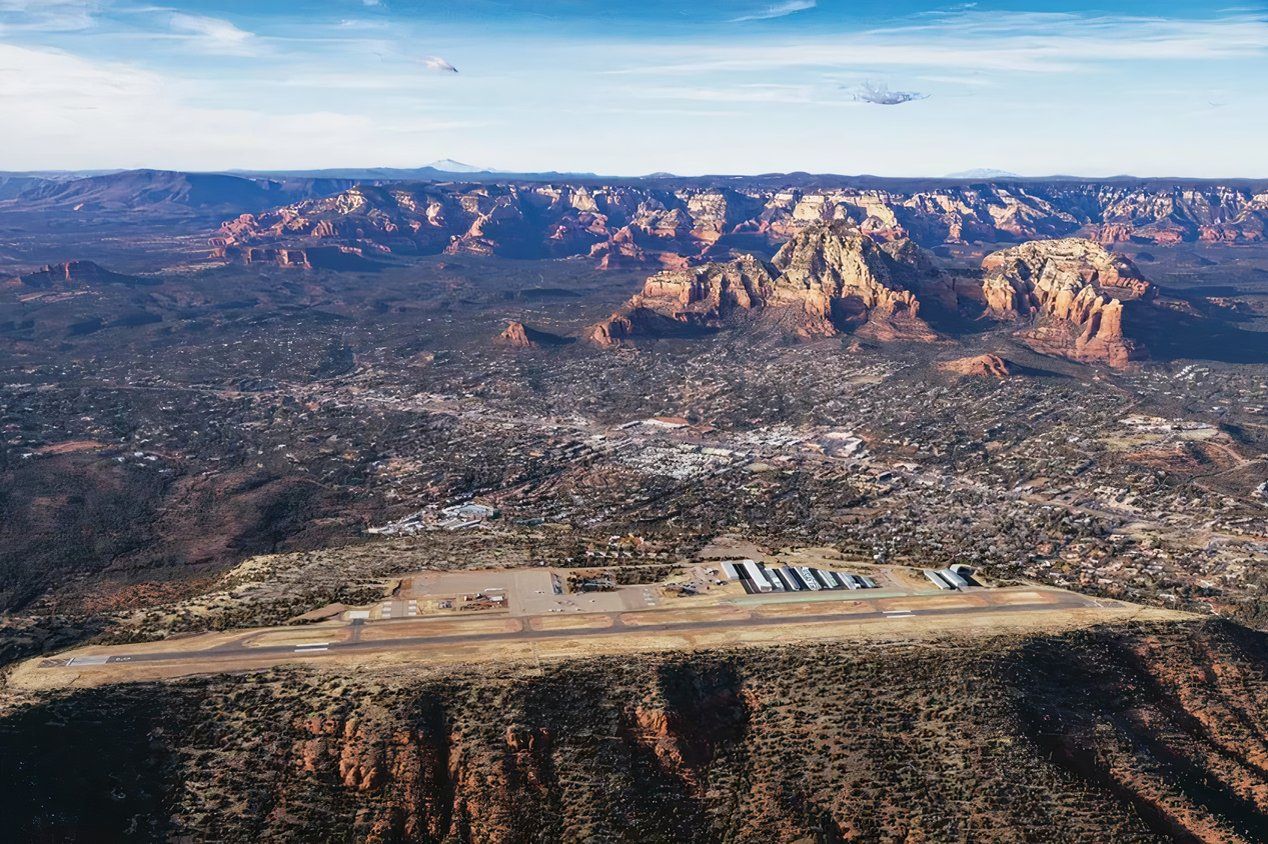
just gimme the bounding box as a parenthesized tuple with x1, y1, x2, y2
(731, 0, 816, 24)
(167, 12, 261, 56)
(0, 0, 98, 32)
(0, 42, 485, 169)
(630, 83, 816, 104)
(612, 11, 1268, 76)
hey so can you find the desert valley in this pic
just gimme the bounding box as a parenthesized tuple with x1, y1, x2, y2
(0, 164, 1266, 841)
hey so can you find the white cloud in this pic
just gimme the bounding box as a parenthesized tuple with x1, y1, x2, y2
(848, 81, 929, 105)
(167, 12, 260, 56)
(615, 10, 1268, 76)
(731, 1, 815, 23)
(0, 42, 484, 170)
(422, 55, 457, 73)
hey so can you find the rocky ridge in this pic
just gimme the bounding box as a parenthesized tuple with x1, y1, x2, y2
(211, 181, 1268, 268)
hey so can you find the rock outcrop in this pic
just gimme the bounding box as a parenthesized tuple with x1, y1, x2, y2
(767, 223, 943, 341)
(938, 353, 1013, 378)
(587, 222, 944, 346)
(7, 260, 152, 289)
(495, 321, 570, 349)
(981, 239, 1152, 368)
(498, 321, 535, 348)
(585, 254, 777, 347)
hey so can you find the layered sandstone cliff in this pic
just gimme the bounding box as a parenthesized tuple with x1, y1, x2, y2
(211, 181, 1268, 269)
(585, 254, 777, 347)
(982, 239, 1152, 368)
(767, 223, 942, 341)
(586, 223, 944, 346)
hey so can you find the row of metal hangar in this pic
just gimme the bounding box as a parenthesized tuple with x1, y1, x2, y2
(721, 559, 878, 595)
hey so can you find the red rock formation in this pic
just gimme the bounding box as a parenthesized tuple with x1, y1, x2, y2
(9, 260, 148, 288)
(982, 238, 1152, 368)
(938, 353, 1013, 379)
(584, 313, 634, 349)
(1090, 223, 1136, 244)
(585, 254, 775, 346)
(769, 223, 942, 341)
(497, 321, 535, 349)
(587, 223, 946, 346)
(209, 181, 1268, 269)
(495, 320, 570, 349)
(216, 246, 313, 268)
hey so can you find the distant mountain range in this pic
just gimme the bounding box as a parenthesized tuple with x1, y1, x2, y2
(0, 170, 356, 216)
(944, 168, 1020, 179)
(425, 159, 489, 173)
(4, 165, 1266, 187)
(3, 170, 1267, 243)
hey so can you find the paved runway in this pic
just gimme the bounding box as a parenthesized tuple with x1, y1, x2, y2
(41, 588, 1104, 675)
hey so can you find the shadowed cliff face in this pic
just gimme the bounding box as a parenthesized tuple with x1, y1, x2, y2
(1014, 624, 1268, 843)
(2, 621, 1266, 843)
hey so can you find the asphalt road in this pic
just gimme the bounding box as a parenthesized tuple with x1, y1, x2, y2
(42, 589, 1102, 673)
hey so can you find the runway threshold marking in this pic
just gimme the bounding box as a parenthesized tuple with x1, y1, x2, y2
(65, 655, 109, 666)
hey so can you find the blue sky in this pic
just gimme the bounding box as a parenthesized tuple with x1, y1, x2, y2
(1, 1, 1266, 176)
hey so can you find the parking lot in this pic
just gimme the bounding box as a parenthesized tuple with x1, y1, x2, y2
(367, 567, 664, 620)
